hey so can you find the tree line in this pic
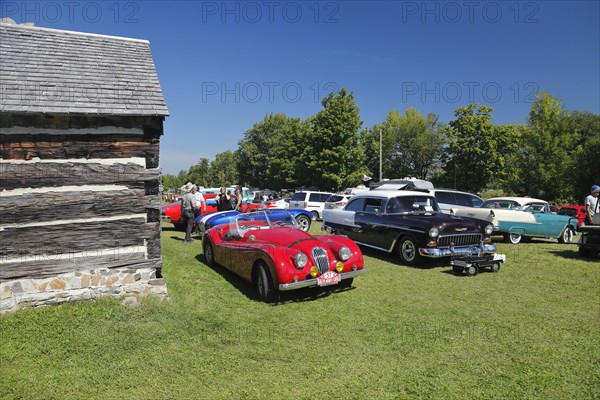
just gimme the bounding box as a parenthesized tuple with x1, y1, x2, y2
(163, 89, 599, 204)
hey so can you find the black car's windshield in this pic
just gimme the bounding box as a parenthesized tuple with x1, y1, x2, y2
(386, 196, 440, 214)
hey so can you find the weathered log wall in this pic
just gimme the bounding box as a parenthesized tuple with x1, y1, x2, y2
(0, 113, 164, 282)
(0, 189, 160, 225)
(0, 134, 160, 168)
(0, 162, 159, 190)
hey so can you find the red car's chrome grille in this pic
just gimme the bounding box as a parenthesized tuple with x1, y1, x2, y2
(438, 234, 482, 248)
(311, 247, 330, 275)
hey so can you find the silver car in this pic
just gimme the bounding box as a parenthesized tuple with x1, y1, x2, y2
(324, 194, 352, 210)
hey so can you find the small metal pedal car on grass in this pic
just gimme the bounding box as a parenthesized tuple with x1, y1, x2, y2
(450, 253, 506, 276)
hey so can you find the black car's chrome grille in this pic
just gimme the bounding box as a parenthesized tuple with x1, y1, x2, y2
(311, 247, 330, 275)
(438, 234, 482, 248)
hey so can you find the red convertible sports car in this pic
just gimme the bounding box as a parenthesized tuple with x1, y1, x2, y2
(203, 210, 367, 302)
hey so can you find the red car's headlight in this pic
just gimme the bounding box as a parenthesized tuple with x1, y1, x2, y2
(294, 252, 308, 270)
(339, 246, 352, 261)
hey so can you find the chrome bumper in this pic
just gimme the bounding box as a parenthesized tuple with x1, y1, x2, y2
(279, 268, 367, 291)
(418, 243, 496, 258)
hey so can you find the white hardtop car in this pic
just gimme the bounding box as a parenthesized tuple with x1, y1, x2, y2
(482, 197, 549, 211)
(288, 190, 334, 220)
(453, 196, 550, 228)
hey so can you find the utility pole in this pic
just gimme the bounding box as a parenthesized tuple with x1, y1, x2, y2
(379, 127, 382, 181)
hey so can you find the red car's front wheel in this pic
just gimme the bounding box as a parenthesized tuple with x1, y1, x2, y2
(254, 262, 277, 303)
(204, 240, 215, 266)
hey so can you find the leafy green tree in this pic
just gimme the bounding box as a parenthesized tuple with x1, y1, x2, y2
(177, 169, 188, 183)
(237, 113, 306, 189)
(360, 123, 397, 182)
(517, 92, 579, 200)
(269, 118, 311, 190)
(303, 88, 366, 191)
(186, 158, 210, 187)
(364, 109, 445, 180)
(161, 173, 183, 191)
(441, 104, 519, 194)
(569, 111, 600, 203)
(209, 150, 239, 187)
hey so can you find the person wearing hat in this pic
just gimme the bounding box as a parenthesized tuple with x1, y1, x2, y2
(585, 185, 600, 225)
(181, 185, 199, 242)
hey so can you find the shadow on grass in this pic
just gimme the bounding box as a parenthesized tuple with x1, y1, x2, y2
(439, 268, 500, 277)
(549, 249, 598, 261)
(194, 254, 357, 305)
(358, 246, 506, 276)
(359, 246, 442, 270)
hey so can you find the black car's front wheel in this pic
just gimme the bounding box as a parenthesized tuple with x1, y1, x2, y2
(398, 236, 422, 266)
(254, 262, 277, 303)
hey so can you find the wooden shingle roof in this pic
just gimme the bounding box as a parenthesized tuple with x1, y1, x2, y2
(0, 22, 169, 116)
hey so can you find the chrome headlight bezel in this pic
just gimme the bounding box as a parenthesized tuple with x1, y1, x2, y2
(484, 224, 494, 235)
(429, 227, 440, 238)
(339, 246, 352, 261)
(294, 252, 308, 270)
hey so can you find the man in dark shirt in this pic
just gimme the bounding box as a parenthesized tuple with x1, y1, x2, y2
(217, 187, 233, 211)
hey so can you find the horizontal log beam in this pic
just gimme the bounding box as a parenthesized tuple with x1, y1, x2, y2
(0, 113, 164, 136)
(0, 134, 160, 168)
(0, 162, 159, 190)
(0, 189, 160, 226)
(0, 218, 160, 258)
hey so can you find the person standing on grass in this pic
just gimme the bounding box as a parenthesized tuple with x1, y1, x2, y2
(584, 185, 600, 225)
(217, 187, 233, 211)
(234, 186, 244, 212)
(194, 186, 206, 218)
(181, 185, 198, 243)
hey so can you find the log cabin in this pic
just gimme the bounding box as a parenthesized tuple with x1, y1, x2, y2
(0, 20, 169, 312)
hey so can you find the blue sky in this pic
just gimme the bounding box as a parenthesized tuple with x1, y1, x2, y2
(3, 1, 599, 174)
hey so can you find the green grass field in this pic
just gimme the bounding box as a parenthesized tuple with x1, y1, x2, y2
(1, 222, 598, 400)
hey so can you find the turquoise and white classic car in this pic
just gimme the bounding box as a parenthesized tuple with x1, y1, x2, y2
(453, 197, 578, 244)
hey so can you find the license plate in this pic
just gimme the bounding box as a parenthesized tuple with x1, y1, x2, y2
(317, 270, 341, 287)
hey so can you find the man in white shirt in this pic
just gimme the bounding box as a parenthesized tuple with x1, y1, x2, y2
(194, 187, 206, 215)
(585, 185, 600, 225)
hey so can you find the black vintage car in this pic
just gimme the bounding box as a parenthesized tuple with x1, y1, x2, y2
(322, 190, 497, 266)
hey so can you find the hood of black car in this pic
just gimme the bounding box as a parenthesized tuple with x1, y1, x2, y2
(387, 213, 483, 234)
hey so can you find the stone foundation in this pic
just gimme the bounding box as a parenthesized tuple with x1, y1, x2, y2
(0, 267, 168, 313)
